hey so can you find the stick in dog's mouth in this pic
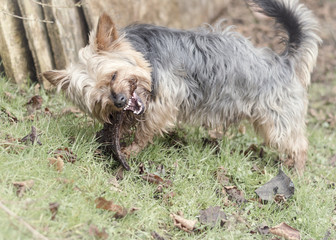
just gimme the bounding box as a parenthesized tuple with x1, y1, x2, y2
(96, 112, 131, 170)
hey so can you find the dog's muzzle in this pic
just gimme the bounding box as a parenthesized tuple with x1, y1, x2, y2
(123, 92, 144, 115)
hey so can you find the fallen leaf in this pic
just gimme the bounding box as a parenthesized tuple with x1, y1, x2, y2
(49, 157, 64, 172)
(270, 222, 300, 240)
(170, 213, 197, 233)
(13, 180, 34, 197)
(224, 186, 247, 205)
(26, 95, 43, 115)
(88, 224, 109, 240)
(0, 108, 18, 123)
(142, 173, 172, 187)
(274, 194, 287, 205)
(49, 202, 60, 220)
(255, 170, 295, 202)
(20, 126, 42, 145)
(199, 206, 227, 227)
(95, 197, 127, 218)
(53, 147, 77, 163)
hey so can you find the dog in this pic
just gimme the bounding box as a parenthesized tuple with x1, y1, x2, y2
(43, 0, 321, 174)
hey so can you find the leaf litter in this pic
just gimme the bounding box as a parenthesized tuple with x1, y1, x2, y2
(13, 180, 34, 197)
(170, 212, 197, 233)
(270, 222, 300, 240)
(199, 206, 227, 227)
(49, 202, 60, 220)
(255, 169, 294, 202)
(95, 197, 138, 219)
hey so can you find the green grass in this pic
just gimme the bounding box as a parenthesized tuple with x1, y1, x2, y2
(0, 76, 335, 240)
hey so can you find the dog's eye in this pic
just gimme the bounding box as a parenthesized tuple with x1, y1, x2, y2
(111, 72, 117, 81)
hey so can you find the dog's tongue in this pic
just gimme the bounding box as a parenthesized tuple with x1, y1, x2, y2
(123, 92, 144, 115)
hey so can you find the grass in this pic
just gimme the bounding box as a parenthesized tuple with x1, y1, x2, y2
(0, 75, 336, 240)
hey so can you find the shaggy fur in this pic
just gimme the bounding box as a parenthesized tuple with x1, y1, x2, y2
(43, 0, 321, 174)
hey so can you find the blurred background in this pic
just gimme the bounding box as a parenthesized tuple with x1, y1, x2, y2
(0, 0, 335, 89)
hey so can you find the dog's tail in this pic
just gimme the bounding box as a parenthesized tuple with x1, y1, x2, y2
(248, 0, 321, 87)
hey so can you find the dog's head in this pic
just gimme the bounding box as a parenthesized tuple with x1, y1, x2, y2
(43, 14, 152, 123)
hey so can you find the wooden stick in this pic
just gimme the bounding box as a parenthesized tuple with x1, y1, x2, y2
(0, 200, 49, 240)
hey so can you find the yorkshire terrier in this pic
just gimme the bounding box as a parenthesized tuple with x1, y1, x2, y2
(43, 0, 321, 174)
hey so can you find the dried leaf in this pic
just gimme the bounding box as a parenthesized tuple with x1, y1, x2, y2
(53, 147, 77, 163)
(89, 224, 109, 240)
(199, 206, 227, 227)
(26, 95, 43, 115)
(95, 197, 127, 218)
(270, 222, 300, 240)
(13, 180, 34, 197)
(49, 202, 60, 220)
(255, 170, 295, 202)
(49, 157, 64, 172)
(142, 173, 172, 187)
(20, 126, 42, 145)
(170, 213, 197, 233)
(1, 108, 18, 123)
(224, 186, 247, 204)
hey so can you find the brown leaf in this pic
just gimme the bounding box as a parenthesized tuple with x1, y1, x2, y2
(199, 206, 227, 227)
(89, 224, 109, 240)
(20, 126, 42, 145)
(26, 95, 43, 115)
(170, 213, 197, 233)
(95, 197, 128, 218)
(49, 202, 60, 220)
(270, 222, 300, 240)
(224, 186, 247, 204)
(274, 194, 287, 205)
(13, 180, 34, 197)
(1, 108, 18, 123)
(49, 157, 64, 172)
(53, 147, 77, 163)
(142, 173, 172, 187)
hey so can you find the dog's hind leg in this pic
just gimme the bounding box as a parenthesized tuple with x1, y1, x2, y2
(253, 114, 308, 175)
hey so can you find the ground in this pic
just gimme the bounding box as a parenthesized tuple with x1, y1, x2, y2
(0, 0, 335, 239)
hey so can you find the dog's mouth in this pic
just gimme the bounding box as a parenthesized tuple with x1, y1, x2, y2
(123, 92, 144, 115)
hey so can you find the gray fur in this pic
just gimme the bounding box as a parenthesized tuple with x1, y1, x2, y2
(122, 0, 321, 167)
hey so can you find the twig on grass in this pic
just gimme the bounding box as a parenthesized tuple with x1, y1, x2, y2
(0, 200, 49, 240)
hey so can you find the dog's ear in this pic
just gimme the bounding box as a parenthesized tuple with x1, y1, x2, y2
(43, 70, 70, 90)
(95, 13, 119, 51)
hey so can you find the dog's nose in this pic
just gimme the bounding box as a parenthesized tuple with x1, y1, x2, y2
(112, 93, 127, 108)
